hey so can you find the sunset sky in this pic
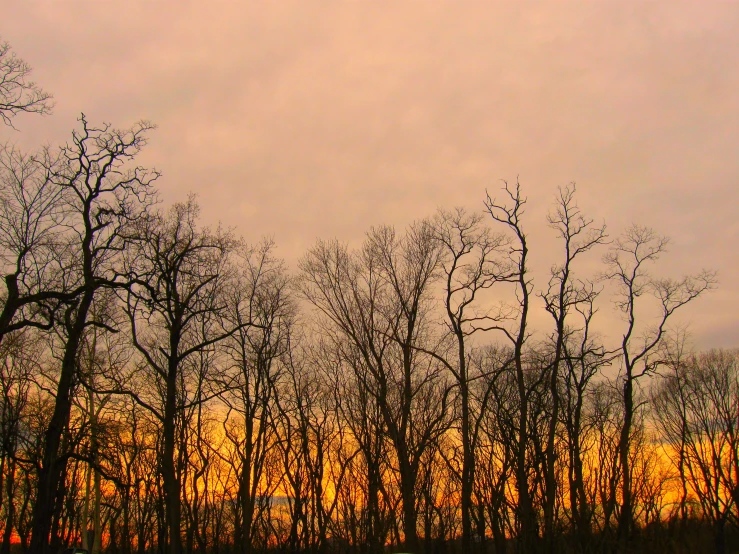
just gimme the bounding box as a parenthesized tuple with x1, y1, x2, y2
(4, 2, 738, 349)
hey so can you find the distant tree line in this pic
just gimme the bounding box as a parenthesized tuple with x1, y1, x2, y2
(0, 39, 735, 554)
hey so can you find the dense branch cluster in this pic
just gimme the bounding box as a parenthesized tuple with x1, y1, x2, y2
(0, 41, 52, 128)
(0, 38, 733, 554)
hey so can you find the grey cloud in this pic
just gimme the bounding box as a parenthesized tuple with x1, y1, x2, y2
(4, 0, 737, 348)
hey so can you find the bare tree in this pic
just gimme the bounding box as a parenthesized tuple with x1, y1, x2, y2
(472, 345, 517, 554)
(220, 241, 292, 554)
(74, 296, 126, 554)
(323, 337, 388, 554)
(431, 206, 511, 553)
(559, 301, 612, 552)
(0, 330, 42, 554)
(274, 342, 339, 554)
(123, 198, 239, 554)
(300, 240, 391, 554)
(29, 116, 157, 554)
(0, 39, 53, 128)
(484, 181, 538, 553)
(300, 222, 451, 553)
(539, 184, 607, 553)
(0, 145, 80, 344)
(367, 223, 452, 553)
(112, 399, 159, 554)
(652, 349, 739, 554)
(602, 224, 715, 550)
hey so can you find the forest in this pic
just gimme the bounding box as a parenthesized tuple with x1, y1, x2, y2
(1, 39, 737, 554)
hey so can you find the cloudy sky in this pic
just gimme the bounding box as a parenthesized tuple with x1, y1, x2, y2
(4, 2, 738, 349)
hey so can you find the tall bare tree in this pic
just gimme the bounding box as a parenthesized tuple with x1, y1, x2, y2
(220, 241, 292, 554)
(431, 206, 511, 553)
(484, 181, 537, 553)
(300, 221, 451, 553)
(29, 116, 157, 554)
(123, 198, 237, 554)
(603, 224, 715, 550)
(539, 184, 607, 553)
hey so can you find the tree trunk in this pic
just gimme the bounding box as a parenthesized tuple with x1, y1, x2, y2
(30, 292, 93, 554)
(399, 460, 419, 553)
(460, 362, 474, 554)
(617, 377, 633, 552)
(162, 359, 183, 554)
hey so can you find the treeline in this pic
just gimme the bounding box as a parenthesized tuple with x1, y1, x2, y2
(1, 39, 737, 554)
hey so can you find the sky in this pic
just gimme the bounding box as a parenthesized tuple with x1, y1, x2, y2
(3, 1, 738, 350)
